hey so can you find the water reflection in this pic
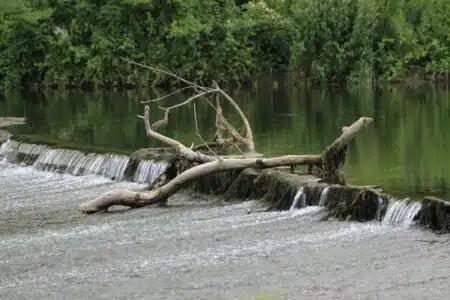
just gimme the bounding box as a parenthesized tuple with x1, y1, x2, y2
(1, 83, 449, 199)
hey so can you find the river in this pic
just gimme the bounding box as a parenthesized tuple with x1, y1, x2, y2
(0, 83, 449, 299)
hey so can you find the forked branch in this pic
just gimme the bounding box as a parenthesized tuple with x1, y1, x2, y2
(79, 102, 373, 214)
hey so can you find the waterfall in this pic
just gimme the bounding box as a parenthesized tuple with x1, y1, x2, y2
(0, 139, 11, 164)
(318, 186, 330, 206)
(33, 148, 130, 180)
(0, 139, 12, 156)
(382, 198, 422, 227)
(289, 187, 305, 212)
(0, 139, 50, 164)
(133, 160, 168, 184)
(376, 196, 383, 221)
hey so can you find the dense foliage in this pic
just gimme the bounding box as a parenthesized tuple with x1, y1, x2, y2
(0, 0, 449, 88)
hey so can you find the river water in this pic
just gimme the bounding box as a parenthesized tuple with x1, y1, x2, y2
(1, 84, 450, 299)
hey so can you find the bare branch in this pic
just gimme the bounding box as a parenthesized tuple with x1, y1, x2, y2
(193, 103, 217, 156)
(140, 86, 196, 104)
(214, 95, 226, 142)
(143, 105, 216, 164)
(213, 84, 255, 151)
(161, 89, 220, 111)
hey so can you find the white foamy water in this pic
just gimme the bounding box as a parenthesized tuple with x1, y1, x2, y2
(319, 186, 330, 206)
(0, 140, 130, 180)
(289, 186, 305, 212)
(0, 153, 448, 300)
(382, 198, 422, 227)
(0, 165, 146, 211)
(291, 205, 324, 217)
(133, 159, 168, 183)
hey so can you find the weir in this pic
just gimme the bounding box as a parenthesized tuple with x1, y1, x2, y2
(1, 135, 449, 233)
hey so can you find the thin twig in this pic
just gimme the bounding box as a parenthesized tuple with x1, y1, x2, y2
(193, 103, 217, 156)
(233, 142, 245, 158)
(202, 97, 247, 146)
(141, 86, 196, 104)
(161, 89, 220, 111)
(215, 95, 226, 141)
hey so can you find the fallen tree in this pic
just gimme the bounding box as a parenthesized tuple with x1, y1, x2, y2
(79, 63, 373, 214)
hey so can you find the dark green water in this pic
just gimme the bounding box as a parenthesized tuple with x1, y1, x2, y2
(1, 82, 449, 199)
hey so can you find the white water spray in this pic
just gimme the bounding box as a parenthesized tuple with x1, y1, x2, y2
(289, 187, 305, 212)
(376, 196, 384, 221)
(319, 186, 330, 206)
(0, 139, 12, 154)
(133, 160, 168, 184)
(382, 198, 422, 227)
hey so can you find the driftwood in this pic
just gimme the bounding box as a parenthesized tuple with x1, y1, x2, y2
(78, 62, 372, 214)
(79, 109, 372, 213)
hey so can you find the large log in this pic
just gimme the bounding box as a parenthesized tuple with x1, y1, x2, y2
(78, 104, 373, 214)
(79, 155, 322, 213)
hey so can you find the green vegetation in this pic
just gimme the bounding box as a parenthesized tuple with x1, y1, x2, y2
(0, 0, 449, 89)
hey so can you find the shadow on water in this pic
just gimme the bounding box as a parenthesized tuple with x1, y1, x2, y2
(1, 83, 449, 199)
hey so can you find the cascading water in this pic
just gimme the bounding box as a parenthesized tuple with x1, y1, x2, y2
(0, 139, 11, 156)
(319, 186, 330, 207)
(1, 140, 130, 180)
(0, 140, 10, 165)
(376, 196, 383, 221)
(133, 160, 168, 184)
(289, 187, 305, 212)
(33, 149, 130, 180)
(382, 198, 422, 227)
(0, 139, 50, 164)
